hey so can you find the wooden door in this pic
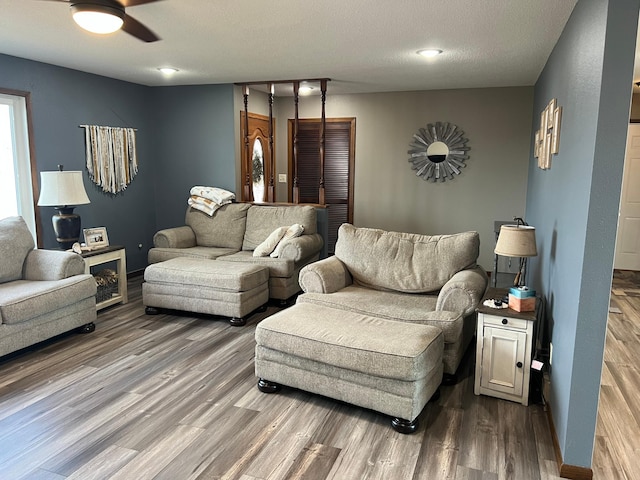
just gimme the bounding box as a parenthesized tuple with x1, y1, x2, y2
(615, 123, 640, 270)
(240, 112, 275, 202)
(288, 118, 355, 254)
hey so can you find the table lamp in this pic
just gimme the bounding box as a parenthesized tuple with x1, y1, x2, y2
(37, 165, 90, 250)
(494, 219, 537, 287)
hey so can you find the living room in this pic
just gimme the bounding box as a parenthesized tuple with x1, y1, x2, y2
(0, 0, 638, 478)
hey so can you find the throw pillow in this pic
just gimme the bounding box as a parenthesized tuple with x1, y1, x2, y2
(253, 226, 289, 257)
(270, 224, 305, 258)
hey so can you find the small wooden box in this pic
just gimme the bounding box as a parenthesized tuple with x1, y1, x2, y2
(508, 294, 535, 312)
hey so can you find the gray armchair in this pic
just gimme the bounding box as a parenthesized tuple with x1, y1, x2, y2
(298, 223, 488, 381)
(0, 216, 97, 358)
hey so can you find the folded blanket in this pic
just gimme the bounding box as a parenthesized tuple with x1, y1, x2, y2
(190, 186, 235, 205)
(188, 195, 221, 216)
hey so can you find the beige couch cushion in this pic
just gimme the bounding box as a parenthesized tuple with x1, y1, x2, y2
(334, 224, 479, 293)
(242, 205, 317, 251)
(297, 287, 464, 344)
(255, 302, 443, 382)
(0, 216, 35, 284)
(144, 257, 269, 292)
(185, 203, 250, 250)
(0, 275, 96, 325)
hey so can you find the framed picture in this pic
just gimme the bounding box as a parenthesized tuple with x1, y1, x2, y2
(83, 227, 109, 249)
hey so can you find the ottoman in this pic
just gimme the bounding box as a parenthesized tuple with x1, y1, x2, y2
(143, 257, 269, 326)
(255, 303, 444, 433)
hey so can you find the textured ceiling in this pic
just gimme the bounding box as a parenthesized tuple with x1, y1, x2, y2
(0, 1, 582, 95)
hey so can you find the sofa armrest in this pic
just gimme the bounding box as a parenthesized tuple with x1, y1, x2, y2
(23, 250, 86, 281)
(153, 226, 197, 248)
(299, 255, 352, 294)
(436, 266, 488, 317)
(278, 233, 324, 262)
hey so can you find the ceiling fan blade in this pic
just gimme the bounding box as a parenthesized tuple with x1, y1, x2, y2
(120, 0, 163, 7)
(122, 13, 160, 42)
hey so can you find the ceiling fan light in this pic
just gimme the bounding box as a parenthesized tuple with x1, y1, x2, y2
(417, 49, 443, 58)
(71, 4, 125, 34)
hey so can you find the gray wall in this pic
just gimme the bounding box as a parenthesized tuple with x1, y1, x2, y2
(526, 0, 639, 468)
(0, 55, 238, 272)
(271, 87, 534, 270)
(0, 54, 156, 272)
(152, 84, 237, 231)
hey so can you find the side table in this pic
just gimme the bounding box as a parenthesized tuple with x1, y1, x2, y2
(474, 287, 538, 406)
(82, 245, 128, 311)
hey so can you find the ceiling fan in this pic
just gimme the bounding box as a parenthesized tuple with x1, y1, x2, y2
(48, 0, 162, 42)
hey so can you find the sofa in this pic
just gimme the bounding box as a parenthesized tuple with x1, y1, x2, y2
(148, 203, 324, 302)
(297, 223, 488, 381)
(0, 216, 97, 358)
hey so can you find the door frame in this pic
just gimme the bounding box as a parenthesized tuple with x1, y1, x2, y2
(614, 123, 640, 269)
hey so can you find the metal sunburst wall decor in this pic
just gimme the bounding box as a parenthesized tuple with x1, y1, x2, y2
(407, 122, 470, 182)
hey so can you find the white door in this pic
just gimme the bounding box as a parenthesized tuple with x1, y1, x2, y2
(615, 124, 640, 270)
(480, 326, 526, 397)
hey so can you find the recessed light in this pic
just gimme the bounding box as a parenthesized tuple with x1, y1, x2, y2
(299, 86, 314, 94)
(158, 67, 178, 75)
(417, 49, 443, 58)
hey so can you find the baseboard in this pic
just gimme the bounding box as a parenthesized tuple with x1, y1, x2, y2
(544, 401, 593, 480)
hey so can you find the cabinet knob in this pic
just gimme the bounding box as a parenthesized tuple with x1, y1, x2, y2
(502, 318, 508, 325)
(516, 361, 523, 368)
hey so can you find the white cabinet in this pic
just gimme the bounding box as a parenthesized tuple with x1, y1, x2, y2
(474, 290, 536, 406)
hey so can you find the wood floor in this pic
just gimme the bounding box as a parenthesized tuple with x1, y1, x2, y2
(593, 270, 640, 480)
(3, 274, 625, 480)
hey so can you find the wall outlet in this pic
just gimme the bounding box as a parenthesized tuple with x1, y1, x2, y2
(549, 342, 553, 366)
(278, 174, 287, 183)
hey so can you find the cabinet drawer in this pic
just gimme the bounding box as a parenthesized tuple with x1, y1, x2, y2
(482, 313, 528, 330)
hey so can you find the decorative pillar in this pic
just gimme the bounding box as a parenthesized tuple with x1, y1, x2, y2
(293, 81, 300, 204)
(319, 79, 327, 205)
(243, 85, 253, 201)
(267, 83, 275, 202)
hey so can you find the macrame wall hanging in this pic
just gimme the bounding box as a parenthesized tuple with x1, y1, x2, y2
(81, 125, 139, 194)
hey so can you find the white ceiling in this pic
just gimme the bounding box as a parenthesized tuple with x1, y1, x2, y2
(0, 1, 582, 95)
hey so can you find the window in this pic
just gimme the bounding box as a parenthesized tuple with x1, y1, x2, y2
(252, 137, 265, 202)
(0, 91, 37, 241)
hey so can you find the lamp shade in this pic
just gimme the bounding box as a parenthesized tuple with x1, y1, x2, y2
(495, 225, 537, 257)
(38, 171, 90, 207)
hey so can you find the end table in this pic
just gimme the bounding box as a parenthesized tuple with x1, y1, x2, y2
(82, 245, 128, 311)
(474, 287, 538, 405)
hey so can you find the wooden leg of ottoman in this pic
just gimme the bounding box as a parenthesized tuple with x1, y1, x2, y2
(229, 316, 246, 327)
(257, 378, 281, 393)
(77, 322, 96, 334)
(391, 417, 418, 434)
(442, 373, 457, 386)
(391, 388, 439, 434)
(230, 302, 269, 326)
